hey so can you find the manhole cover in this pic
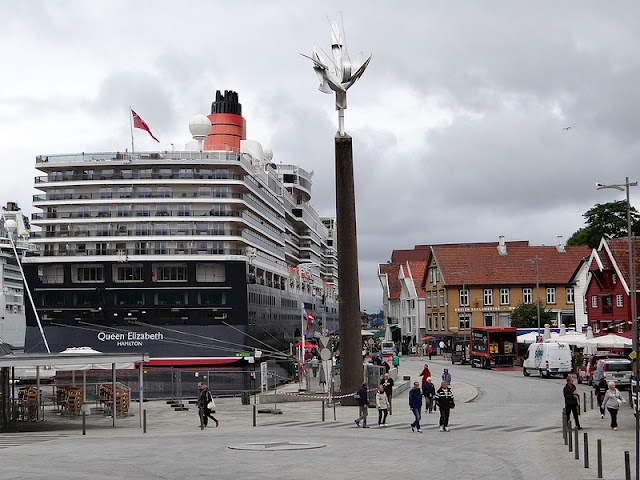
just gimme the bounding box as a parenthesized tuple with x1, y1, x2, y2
(228, 441, 326, 451)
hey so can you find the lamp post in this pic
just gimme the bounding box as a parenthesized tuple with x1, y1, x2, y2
(526, 256, 543, 337)
(597, 177, 638, 480)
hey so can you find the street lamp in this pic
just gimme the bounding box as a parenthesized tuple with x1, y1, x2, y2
(597, 177, 638, 479)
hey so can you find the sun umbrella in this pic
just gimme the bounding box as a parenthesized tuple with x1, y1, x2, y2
(584, 334, 631, 350)
(294, 341, 318, 349)
(421, 336, 440, 341)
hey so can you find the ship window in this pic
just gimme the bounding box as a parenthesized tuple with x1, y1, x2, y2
(134, 242, 148, 254)
(212, 242, 224, 254)
(41, 265, 64, 284)
(100, 187, 113, 199)
(51, 171, 63, 181)
(215, 169, 229, 179)
(157, 187, 171, 198)
(120, 169, 132, 179)
(197, 291, 226, 305)
(73, 291, 104, 307)
(114, 291, 145, 306)
(200, 169, 213, 179)
(177, 205, 191, 216)
(135, 224, 149, 235)
(101, 169, 114, 179)
(117, 205, 130, 217)
(40, 292, 65, 307)
(98, 205, 111, 217)
(113, 264, 143, 282)
(139, 168, 152, 179)
(77, 206, 90, 218)
(154, 224, 168, 235)
(153, 264, 187, 282)
(136, 205, 150, 216)
(179, 168, 193, 179)
(159, 169, 172, 179)
(156, 205, 169, 216)
(176, 224, 189, 235)
(196, 264, 225, 282)
(138, 187, 152, 198)
(72, 265, 104, 283)
(153, 291, 188, 305)
(154, 242, 167, 254)
(198, 186, 212, 197)
(214, 187, 228, 198)
(119, 187, 132, 198)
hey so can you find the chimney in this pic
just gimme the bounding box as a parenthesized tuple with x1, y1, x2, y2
(497, 235, 507, 255)
(556, 235, 565, 253)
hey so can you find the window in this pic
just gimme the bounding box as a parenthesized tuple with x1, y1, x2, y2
(101, 169, 114, 179)
(134, 242, 148, 255)
(427, 291, 432, 308)
(196, 241, 207, 252)
(176, 223, 189, 235)
(196, 264, 225, 282)
(566, 287, 575, 304)
(546, 287, 556, 304)
(158, 168, 172, 179)
(196, 223, 209, 235)
(119, 187, 132, 198)
(63, 188, 74, 199)
(137, 187, 152, 198)
(139, 168, 152, 179)
(154, 242, 167, 254)
(157, 187, 171, 198)
(114, 291, 145, 306)
(592, 296, 598, 308)
(117, 205, 130, 217)
(427, 314, 432, 330)
(154, 224, 168, 235)
(77, 224, 89, 236)
(498, 312, 511, 327)
(483, 289, 493, 306)
(96, 224, 110, 236)
(136, 205, 150, 217)
(76, 243, 86, 255)
(439, 289, 445, 307)
(120, 169, 132, 179)
(459, 289, 469, 307)
(73, 291, 104, 307)
(458, 313, 470, 330)
(100, 187, 113, 199)
(179, 168, 193, 179)
(214, 186, 228, 198)
(154, 264, 187, 282)
(83, 169, 94, 180)
(72, 265, 104, 283)
(40, 265, 64, 284)
(500, 288, 510, 305)
(215, 169, 229, 179)
(613, 274, 617, 284)
(96, 243, 108, 255)
(98, 205, 110, 217)
(617, 294, 624, 308)
(77, 206, 90, 218)
(484, 313, 495, 327)
(40, 292, 65, 307)
(135, 224, 149, 235)
(211, 242, 224, 254)
(177, 205, 191, 216)
(523, 288, 532, 304)
(198, 186, 212, 197)
(200, 168, 213, 179)
(154, 291, 188, 305)
(211, 204, 226, 216)
(197, 291, 226, 305)
(156, 205, 169, 216)
(113, 264, 143, 282)
(440, 313, 445, 330)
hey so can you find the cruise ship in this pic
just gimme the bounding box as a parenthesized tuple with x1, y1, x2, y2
(22, 90, 338, 359)
(0, 202, 37, 350)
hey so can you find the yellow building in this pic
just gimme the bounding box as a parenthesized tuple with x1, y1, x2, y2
(419, 238, 590, 339)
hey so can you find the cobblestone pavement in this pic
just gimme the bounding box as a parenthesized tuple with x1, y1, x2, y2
(1, 355, 637, 479)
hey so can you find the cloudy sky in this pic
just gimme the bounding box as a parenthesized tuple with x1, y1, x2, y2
(2, 1, 640, 312)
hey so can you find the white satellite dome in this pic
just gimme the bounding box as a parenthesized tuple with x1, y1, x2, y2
(189, 114, 212, 140)
(263, 147, 273, 161)
(4, 219, 17, 233)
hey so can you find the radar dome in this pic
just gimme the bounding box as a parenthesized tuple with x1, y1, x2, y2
(4, 219, 17, 233)
(189, 115, 212, 140)
(263, 147, 273, 161)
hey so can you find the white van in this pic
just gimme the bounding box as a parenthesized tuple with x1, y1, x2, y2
(593, 358, 632, 388)
(381, 341, 395, 356)
(522, 343, 572, 378)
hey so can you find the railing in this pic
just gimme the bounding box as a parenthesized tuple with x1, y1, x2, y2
(35, 173, 245, 182)
(33, 192, 245, 202)
(32, 210, 242, 220)
(37, 247, 244, 257)
(31, 228, 243, 238)
(35, 150, 245, 163)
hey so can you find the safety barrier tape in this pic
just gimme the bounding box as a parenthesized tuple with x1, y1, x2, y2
(269, 387, 377, 400)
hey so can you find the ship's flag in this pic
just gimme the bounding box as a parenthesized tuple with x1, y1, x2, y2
(304, 309, 314, 322)
(131, 109, 160, 142)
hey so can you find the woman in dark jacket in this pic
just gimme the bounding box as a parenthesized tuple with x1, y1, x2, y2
(595, 378, 607, 418)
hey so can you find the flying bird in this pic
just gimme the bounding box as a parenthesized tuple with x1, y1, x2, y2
(561, 126, 571, 130)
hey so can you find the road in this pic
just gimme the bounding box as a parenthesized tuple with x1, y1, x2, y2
(0, 354, 633, 480)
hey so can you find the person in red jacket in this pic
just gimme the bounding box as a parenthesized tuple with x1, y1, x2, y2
(419, 363, 431, 384)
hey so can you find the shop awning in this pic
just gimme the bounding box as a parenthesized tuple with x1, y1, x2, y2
(372, 326, 399, 338)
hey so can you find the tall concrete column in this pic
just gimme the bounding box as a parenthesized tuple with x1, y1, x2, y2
(335, 133, 362, 403)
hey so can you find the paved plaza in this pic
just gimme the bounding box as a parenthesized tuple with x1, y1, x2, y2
(1, 355, 638, 479)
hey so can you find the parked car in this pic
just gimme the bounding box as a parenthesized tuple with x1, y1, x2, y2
(577, 353, 624, 385)
(522, 342, 572, 378)
(593, 358, 633, 388)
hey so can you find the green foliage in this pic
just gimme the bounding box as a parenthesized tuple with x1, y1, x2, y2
(567, 201, 640, 249)
(510, 302, 554, 328)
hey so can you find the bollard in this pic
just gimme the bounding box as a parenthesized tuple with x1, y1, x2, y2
(143, 409, 147, 433)
(597, 439, 603, 478)
(584, 432, 589, 468)
(584, 392, 587, 413)
(625, 451, 631, 480)
(253, 404, 257, 427)
(563, 409, 568, 445)
(82, 411, 86, 435)
(568, 420, 573, 452)
(590, 390, 594, 410)
(322, 400, 325, 422)
(574, 427, 579, 460)
(333, 400, 336, 421)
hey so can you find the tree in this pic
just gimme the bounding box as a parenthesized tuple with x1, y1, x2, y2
(567, 201, 640, 249)
(510, 302, 554, 328)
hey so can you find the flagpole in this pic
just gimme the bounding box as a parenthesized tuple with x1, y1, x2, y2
(129, 106, 134, 155)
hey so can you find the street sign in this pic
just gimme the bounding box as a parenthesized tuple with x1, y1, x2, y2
(235, 352, 251, 357)
(320, 348, 331, 360)
(319, 336, 330, 348)
(631, 351, 637, 360)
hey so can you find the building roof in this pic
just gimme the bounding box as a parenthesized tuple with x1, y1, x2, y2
(391, 245, 431, 263)
(379, 260, 427, 300)
(379, 263, 402, 300)
(425, 242, 590, 287)
(595, 237, 640, 288)
(407, 261, 426, 296)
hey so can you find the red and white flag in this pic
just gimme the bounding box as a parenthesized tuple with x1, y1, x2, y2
(131, 109, 159, 142)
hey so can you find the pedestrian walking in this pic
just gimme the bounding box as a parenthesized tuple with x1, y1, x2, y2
(602, 381, 625, 430)
(376, 384, 389, 426)
(409, 382, 423, 432)
(392, 352, 400, 368)
(380, 372, 394, 415)
(354, 383, 369, 428)
(439, 340, 445, 355)
(427, 344, 433, 360)
(442, 368, 451, 385)
(418, 343, 423, 360)
(434, 380, 455, 431)
(563, 376, 581, 430)
(422, 377, 436, 413)
(197, 384, 219, 429)
(419, 363, 431, 384)
(595, 377, 607, 418)
(311, 355, 319, 378)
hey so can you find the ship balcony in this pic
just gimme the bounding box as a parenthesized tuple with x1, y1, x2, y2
(35, 246, 245, 257)
(33, 191, 245, 203)
(35, 172, 245, 183)
(31, 227, 243, 239)
(31, 210, 243, 221)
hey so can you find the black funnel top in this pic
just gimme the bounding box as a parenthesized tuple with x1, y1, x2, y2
(211, 90, 242, 116)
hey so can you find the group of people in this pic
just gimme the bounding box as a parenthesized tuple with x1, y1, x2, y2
(564, 375, 626, 432)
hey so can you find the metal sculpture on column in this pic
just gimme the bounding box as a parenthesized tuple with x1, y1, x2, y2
(303, 21, 371, 402)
